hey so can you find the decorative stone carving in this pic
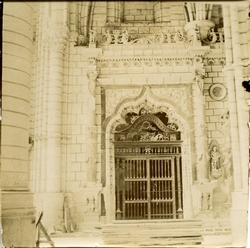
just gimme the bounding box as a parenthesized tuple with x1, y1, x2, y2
(192, 67, 205, 92)
(219, 110, 230, 129)
(97, 25, 223, 46)
(209, 83, 227, 101)
(45, 29, 69, 51)
(185, 24, 201, 44)
(68, 31, 78, 46)
(77, 34, 88, 46)
(208, 140, 222, 179)
(151, 87, 190, 115)
(89, 28, 96, 44)
(86, 70, 98, 96)
(105, 88, 142, 117)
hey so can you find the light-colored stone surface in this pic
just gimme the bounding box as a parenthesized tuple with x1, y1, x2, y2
(1, 1, 250, 247)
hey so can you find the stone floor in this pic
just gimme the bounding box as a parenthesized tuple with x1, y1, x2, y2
(42, 231, 103, 247)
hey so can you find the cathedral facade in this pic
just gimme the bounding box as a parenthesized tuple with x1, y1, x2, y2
(1, 1, 250, 247)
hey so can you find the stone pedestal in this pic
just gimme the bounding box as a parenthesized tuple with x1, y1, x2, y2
(78, 183, 102, 232)
(193, 181, 217, 219)
(230, 191, 248, 247)
(89, 43, 96, 48)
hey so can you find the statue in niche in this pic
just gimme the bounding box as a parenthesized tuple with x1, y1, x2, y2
(89, 28, 96, 43)
(210, 146, 221, 170)
(208, 140, 222, 179)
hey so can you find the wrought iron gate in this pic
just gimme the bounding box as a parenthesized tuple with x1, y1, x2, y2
(115, 146, 183, 220)
(114, 110, 183, 220)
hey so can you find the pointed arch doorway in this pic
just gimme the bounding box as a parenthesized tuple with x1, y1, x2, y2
(114, 108, 183, 220)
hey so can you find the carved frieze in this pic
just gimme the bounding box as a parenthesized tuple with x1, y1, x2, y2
(96, 27, 224, 46)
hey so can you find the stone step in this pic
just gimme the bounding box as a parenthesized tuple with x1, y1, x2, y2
(102, 219, 203, 246)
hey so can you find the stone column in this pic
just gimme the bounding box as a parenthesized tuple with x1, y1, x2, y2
(80, 50, 102, 230)
(1, 2, 36, 246)
(41, 28, 68, 232)
(223, 5, 248, 246)
(189, 47, 210, 183)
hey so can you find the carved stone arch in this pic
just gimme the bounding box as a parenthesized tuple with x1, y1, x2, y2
(104, 86, 194, 222)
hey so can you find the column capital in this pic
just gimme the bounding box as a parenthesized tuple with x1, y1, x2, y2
(45, 27, 69, 52)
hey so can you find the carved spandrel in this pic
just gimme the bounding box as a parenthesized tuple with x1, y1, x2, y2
(151, 88, 189, 115)
(105, 88, 142, 117)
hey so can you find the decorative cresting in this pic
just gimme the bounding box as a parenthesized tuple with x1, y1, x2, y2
(114, 108, 180, 143)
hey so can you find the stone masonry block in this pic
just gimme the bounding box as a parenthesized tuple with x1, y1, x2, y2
(128, 27, 139, 34)
(71, 103, 82, 114)
(207, 123, 216, 131)
(138, 27, 150, 34)
(212, 77, 224, 84)
(76, 172, 85, 181)
(209, 101, 224, 109)
(205, 109, 214, 116)
(211, 130, 223, 138)
(204, 78, 212, 84)
(71, 163, 80, 172)
(72, 68, 82, 76)
(135, 15, 146, 21)
(71, 144, 81, 153)
(146, 15, 154, 21)
(126, 16, 135, 21)
(71, 125, 81, 135)
(76, 135, 85, 144)
(211, 65, 223, 72)
(76, 154, 85, 162)
(208, 72, 218, 77)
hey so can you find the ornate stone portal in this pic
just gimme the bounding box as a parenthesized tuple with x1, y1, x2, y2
(104, 87, 193, 222)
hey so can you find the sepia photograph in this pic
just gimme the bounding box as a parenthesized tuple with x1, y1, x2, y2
(1, 0, 250, 247)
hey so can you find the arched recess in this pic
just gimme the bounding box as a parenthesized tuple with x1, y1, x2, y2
(103, 87, 193, 222)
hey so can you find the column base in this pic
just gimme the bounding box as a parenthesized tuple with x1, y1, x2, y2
(34, 192, 64, 234)
(1, 191, 36, 247)
(230, 190, 248, 247)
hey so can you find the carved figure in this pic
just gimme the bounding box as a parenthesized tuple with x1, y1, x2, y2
(120, 29, 129, 44)
(202, 28, 217, 44)
(113, 30, 120, 44)
(188, 25, 201, 44)
(103, 29, 112, 45)
(154, 33, 165, 44)
(218, 28, 224, 43)
(173, 30, 185, 43)
(210, 146, 221, 170)
(89, 28, 96, 43)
